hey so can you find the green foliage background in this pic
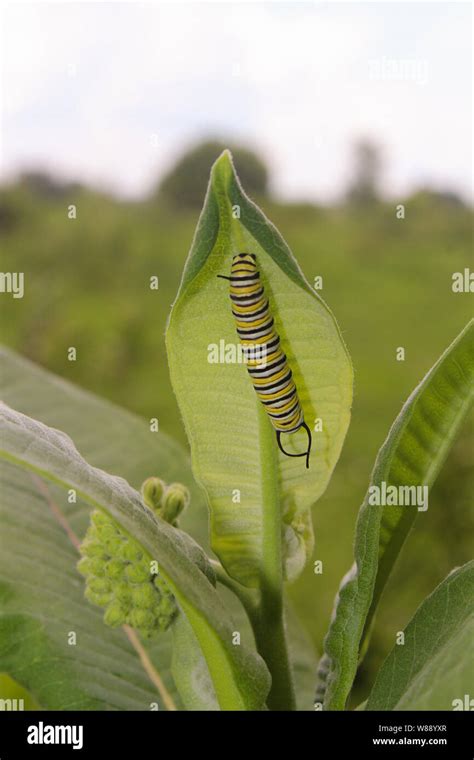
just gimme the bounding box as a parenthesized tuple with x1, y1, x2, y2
(1, 173, 472, 705)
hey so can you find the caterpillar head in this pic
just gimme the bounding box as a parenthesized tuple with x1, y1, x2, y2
(233, 252, 257, 264)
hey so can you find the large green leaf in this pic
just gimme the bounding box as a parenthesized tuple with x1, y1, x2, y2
(316, 320, 474, 710)
(0, 348, 193, 710)
(366, 562, 474, 710)
(166, 150, 353, 587)
(0, 403, 270, 710)
(0, 347, 315, 710)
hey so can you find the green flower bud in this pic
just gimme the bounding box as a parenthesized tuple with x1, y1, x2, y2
(150, 592, 177, 630)
(102, 535, 124, 556)
(91, 511, 109, 528)
(105, 558, 125, 580)
(104, 601, 127, 628)
(152, 573, 166, 591)
(85, 587, 113, 607)
(125, 562, 150, 584)
(152, 573, 174, 599)
(81, 539, 108, 560)
(129, 608, 156, 630)
(141, 477, 166, 511)
(160, 483, 190, 525)
(158, 613, 176, 631)
(77, 556, 105, 578)
(162, 593, 177, 612)
(95, 520, 119, 542)
(131, 583, 157, 609)
(156, 595, 176, 620)
(119, 542, 144, 564)
(88, 577, 112, 595)
(114, 581, 133, 605)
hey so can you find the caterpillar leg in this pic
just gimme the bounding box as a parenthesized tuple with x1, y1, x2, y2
(276, 422, 312, 469)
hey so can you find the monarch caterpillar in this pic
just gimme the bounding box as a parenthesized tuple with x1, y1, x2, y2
(218, 253, 312, 468)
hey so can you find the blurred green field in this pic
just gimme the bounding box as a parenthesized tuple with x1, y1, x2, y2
(1, 179, 472, 706)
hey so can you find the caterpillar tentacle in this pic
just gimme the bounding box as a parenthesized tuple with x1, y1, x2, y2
(276, 422, 312, 469)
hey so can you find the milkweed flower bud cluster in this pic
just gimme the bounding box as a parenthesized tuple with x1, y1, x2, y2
(141, 477, 190, 526)
(77, 510, 178, 638)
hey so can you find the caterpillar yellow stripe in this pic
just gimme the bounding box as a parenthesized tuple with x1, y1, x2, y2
(218, 252, 312, 468)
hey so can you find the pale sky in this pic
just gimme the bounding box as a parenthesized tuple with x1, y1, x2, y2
(0, 1, 472, 203)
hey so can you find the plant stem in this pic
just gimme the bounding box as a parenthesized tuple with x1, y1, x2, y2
(213, 554, 295, 712)
(248, 599, 295, 711)
(251, 406, 296, 711)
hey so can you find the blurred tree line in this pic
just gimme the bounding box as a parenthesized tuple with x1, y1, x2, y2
(157, 140, 268, 208)
(2, 137, 466, 225)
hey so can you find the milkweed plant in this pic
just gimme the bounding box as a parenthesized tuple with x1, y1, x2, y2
(0, 151, 472, 712)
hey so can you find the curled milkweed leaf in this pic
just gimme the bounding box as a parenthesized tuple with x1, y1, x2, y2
(166, 150, 353, 588)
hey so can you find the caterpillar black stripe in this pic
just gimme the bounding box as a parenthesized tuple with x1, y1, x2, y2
(218, 252, 312, 468)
